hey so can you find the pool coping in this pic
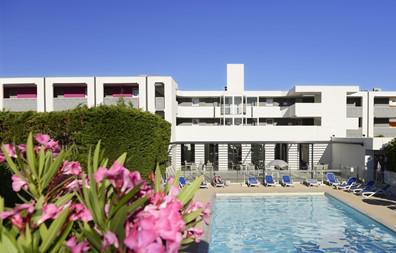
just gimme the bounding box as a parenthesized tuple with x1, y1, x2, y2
(199, 191, 396, 253)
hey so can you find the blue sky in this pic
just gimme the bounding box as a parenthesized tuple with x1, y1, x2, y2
(1, 0, 396, 91)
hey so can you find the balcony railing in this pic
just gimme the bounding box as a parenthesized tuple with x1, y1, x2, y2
(3, 98, 37, 112)
(373, 127, 396, 137)
(346, 129, 363, 137)
(347, 105, 362, 118)
(374, 105, 396, 117)
(155, 97, 165, 110)
(53, 98, 87, 111)
(103, 97, 139, 108)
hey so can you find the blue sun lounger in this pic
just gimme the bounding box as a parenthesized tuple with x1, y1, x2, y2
(352, 180, 375, 194)
(362, 184, 391, 198)
(281, 175, 293, 187)
(325, 172, 340, 186)
(246, 176, 259, 187)
(264, 175, 277, 187)
(336, 177, 357, 190)
(179, 176, 187, 188)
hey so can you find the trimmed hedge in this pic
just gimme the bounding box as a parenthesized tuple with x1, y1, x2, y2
(0, 105, 171, 178)
(384, 138, 396, 172)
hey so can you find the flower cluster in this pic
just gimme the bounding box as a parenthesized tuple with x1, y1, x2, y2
(0, 133, 209, 253)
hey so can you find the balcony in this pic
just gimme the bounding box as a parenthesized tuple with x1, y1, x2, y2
(177, 106, 217, 118)
(347, 105, 362, 118)
(346, 129, 363, 137)
(104, 97, 139, 108)
(286, 103, 322, 117)
(155, 97, 165, 110)
(374, 127, 396, 137)
(374, 105, 396, 118)
(53, 98, 87, 111)
(3, 98, 36, 111)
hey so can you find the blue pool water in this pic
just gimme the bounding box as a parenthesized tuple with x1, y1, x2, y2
(208, 194, 396, 253)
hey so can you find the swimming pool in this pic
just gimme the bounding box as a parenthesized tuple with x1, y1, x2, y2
(208, 194, 396, 252)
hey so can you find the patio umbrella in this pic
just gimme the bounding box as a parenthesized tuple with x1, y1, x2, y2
(267, 160, 288, 170)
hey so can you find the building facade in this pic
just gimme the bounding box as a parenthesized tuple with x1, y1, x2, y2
(1, 64, 396, 173)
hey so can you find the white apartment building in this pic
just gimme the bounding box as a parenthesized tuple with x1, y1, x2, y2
(1, 64, 396, 181)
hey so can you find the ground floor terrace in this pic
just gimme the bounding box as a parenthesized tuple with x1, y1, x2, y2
(189, 184, 396, 253)
(170, 140, 387, 184)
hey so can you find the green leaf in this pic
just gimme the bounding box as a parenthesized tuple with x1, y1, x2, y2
(93, 141, 101, 171)
(109, 183, 142, 219)
(49, 221, 73, 253)
(154, 163, 161, 193)
(0, 197, 3, 239)
(126, 196, 148, 214)
(183, 209, 202, 224)
(177, 176, 203, 206)
(81, 223, 102, 251)
(38, 224, 48, 240)
(38, 146, 46, 178)
(115, 152, 127, 166)
(40, 150, 65, 190)
(26, 132, 38, 180)
(1, 147, 19, 176)
(39, 207, 70, 252)
(110, 207, 128, 242)
(0, 233, 19, 253)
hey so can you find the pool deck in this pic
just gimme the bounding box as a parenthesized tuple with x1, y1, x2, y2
(188, 183, 396, 253)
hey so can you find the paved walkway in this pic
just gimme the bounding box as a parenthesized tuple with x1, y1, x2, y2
(188, 183, 396, 252)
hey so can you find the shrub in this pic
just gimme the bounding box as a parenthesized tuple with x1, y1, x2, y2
(384, 138, 396, 172)
(0, 105, 170, 178)
(0, 133, 209, 253)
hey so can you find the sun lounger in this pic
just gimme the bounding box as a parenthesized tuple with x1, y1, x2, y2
(303, 178, 320, 187)
(212, 175, 225, 187)
(325, 172, 340, 186)
(281, 175, 293, 187)
(336, 177, 357, 190)
(362, 184, 391, 198)
(264, 175, 277, 187)
(246, 176, 259, 187)
(352, 181, 375, 194)
(179, 176, 187, 188)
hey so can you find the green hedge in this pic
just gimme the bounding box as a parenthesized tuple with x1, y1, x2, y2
(384, 138, 396, 172)
(0, 105, 171, 178)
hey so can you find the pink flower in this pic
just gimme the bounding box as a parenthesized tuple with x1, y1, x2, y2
(61, 161, 82, 176)
(186, 201, 211, 225)
(10, 213, 24, 230)
(45, 139, 60, 154)
(37, 204, 61, 225)
(17, 144, 26, 153)
(102, 231, 119, 249)
(70, 203, 92, 222)
(0, 153, 4, 163)
(124, 195, 185, 253)
(187, 228, 204, 243)
(3, 144, 16, 158)
(11, 175, 28, 192)
(35, 133, 50, 145)
(95, 167, 107, 183)
(65, 236, 90, 253)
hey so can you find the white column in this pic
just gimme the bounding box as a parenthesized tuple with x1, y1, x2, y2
(288, 144, 299, 170)
(265, 144, 275, 166)
(218, 144, 228, 171)
(36, 79, 45, 112)
(172, 144, 181, 170)
(194, 144, 205, 165)
(242, 144, 251, 165)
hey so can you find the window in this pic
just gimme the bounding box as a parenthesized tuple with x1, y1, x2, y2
(225, 118, 232, 126)
(234, 118, 242, 125)
(275, 144, 288, 163)
(181, 144, 195, 165)
(192, 98, 199, 106)
(390, 98, 396, 107)
(299, 144, 310, 170)
(228, 144, 242, 170)
(251, 144, 265, 170)
(192, 119, 199, 125)
(204, 144, 218, 170)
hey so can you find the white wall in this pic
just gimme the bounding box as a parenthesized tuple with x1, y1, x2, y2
(331, 142, 365, 178)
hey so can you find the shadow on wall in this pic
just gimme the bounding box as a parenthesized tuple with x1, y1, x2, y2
(319, 144, 331, 164)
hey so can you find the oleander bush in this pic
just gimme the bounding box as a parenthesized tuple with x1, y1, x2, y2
(0, 133, 209, 253)
(384, 138, 396, 172)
